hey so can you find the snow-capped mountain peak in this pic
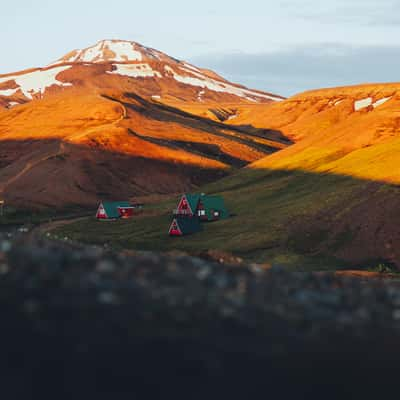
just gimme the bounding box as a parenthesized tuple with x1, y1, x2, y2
(0, 39, 284, 108)
(51, 39, 170, 65)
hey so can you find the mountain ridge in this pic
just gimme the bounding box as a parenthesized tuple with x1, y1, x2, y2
(0, 39, 285, 109)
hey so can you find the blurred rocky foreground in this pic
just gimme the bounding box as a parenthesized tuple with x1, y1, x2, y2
(1, 234, 400, 399)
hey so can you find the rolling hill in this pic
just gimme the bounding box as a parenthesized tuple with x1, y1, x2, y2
(0, 40, 287, 208)
(56, 82, 400, 269)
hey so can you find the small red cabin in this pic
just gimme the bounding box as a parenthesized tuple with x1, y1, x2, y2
(96, 201, 136, 220)
(118, 206, 135, 219)
(169, 216, 203, 236)
(169, 219, 182, 236)
(175, 195, 195, 216)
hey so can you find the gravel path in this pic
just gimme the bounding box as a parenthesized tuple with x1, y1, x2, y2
(1, 234, 400, 399)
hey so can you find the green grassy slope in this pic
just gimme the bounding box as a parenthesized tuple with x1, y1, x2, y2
(55, 166, 393, 270)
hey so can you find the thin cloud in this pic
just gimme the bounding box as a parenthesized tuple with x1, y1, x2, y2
(285, 0, 400, 26)
(191, 44, 400, 96)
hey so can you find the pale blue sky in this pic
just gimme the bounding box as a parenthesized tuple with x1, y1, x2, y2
(1, 0, 399, 95)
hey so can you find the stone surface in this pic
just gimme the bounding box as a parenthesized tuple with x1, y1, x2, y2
(1, 233, 400, 398)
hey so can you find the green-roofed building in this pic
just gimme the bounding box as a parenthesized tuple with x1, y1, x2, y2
(96, 201, 135, 220)
(197, 195, 229, 221)
(174, 193, 229, 222)
(169, 216, 203, 236)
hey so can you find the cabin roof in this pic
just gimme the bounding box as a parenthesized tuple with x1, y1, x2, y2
(101, 201, 132, 218)
(184, 194, 201, 213)
(179, 193, 229, 220)
(174, 216, 202, 234)
(201, 195, 225, 210)
(198, 195, 229, 219)
(196, 195, 229, 219)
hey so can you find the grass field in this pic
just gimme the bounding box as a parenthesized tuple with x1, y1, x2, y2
(0, 206, 92, 227)
(53, 165, 391, 271)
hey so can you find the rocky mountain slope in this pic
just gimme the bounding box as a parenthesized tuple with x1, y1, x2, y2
(0, 40, 287, 208)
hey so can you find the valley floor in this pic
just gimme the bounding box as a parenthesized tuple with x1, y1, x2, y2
(51, 210, 341, 271)
(52, 166, 400, 272)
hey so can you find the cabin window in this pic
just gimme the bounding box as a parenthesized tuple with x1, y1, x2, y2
(214, 211, 220, 217)
(198, 210, 206, 216)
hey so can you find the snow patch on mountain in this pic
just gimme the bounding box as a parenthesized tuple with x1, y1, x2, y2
(182, 63, 202, 73)
(0, 88, 19, 97)
(77, 44, 101, 62)
(165, 66, 281, 102)
(104, 41, 143, 62)
(354, 97, 391, 111)
(141, 46, 162, 61)
(164, 65, 174, 75)
(0, 66, 72, 99)
(52, 40, 147, 65)
(179, 66, 211, 80)
(373, 97, 391, 108)
(197, 90, 205, 101)
(354, 97, 373, 111)
(328, 98, 343, 106)
(107, 64, 162, 78)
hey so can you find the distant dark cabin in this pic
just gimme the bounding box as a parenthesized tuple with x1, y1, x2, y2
(96, 201, 136, 220)
(169, 216, 202, 236)
(175, 194, 229, 222)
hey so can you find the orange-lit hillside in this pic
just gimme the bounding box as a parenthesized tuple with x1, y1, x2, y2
(201, 83, 400, 268)
(0, 90, 288, 208)
(0, 40, 287, 208)
(247, 83, 400, 184)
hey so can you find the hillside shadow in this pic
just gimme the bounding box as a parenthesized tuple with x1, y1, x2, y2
(2, 134, 400, 269)
(0, 138, 229, 209)
(228, 124, 293, 145)
(42, 152, 400, 271)
(202, 165, 400, 269)
(103, 93, 293, 152)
